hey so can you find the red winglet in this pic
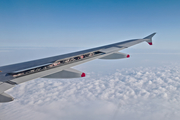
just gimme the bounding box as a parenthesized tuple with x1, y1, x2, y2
(81, 73, 86, 77)
(127, 54, 130, 58)
(148, 42, 152, 45)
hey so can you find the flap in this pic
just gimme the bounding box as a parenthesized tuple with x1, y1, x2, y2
(43, 68, 85, 79)
(99, 52, 130, 59)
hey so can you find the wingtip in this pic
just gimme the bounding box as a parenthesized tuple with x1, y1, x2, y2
(152, 32, 156, 36)
(144, 32, 156, 39)
(151, 32, 156, 35)
(144, 32, 156, 45)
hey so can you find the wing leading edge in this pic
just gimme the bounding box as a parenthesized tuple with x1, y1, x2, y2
(0, 33, 156, 102)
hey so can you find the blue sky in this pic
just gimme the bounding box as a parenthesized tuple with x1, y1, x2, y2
(0, 0, 180, 49)
(2, 1, 180, 120)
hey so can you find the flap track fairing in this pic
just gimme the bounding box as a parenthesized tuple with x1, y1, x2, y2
(43, 68, 85, 79)
(99, 52, 130, 59)
(0, 92, 14, 102)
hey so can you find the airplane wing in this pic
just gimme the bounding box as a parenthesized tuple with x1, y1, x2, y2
(0, 33, 156, 102)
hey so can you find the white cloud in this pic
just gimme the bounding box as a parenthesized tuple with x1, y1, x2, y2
(1, 63, 180, 120)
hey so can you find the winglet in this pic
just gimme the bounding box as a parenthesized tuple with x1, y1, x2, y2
(143, 32, 156, 45)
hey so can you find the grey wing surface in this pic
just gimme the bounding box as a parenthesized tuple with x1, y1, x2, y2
(0, 33, 156, 102)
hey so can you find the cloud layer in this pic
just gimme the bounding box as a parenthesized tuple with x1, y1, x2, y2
(1, 62, 180, 120)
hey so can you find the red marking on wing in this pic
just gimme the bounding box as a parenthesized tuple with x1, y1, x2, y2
(148, 42, 152, 45)
(81, 73, 86, 77)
